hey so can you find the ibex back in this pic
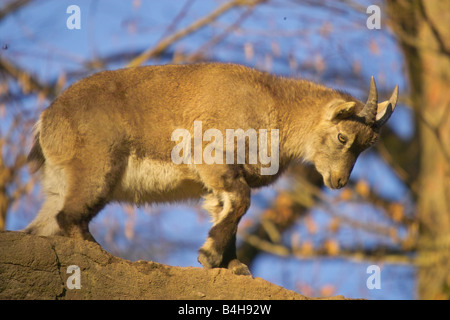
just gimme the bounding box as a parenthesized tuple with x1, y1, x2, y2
(25, 63, 398, 275)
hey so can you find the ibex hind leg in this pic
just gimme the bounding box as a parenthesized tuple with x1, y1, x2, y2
(24, 164, 66, 237)
(55, 156, 125, 242)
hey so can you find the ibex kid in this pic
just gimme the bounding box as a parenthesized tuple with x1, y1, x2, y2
(25, 63, 398, 275)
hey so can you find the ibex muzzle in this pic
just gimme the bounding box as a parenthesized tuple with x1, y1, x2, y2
(24, 63, 398, 275)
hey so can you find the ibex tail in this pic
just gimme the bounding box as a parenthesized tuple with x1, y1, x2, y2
(27, 119, 45, 173)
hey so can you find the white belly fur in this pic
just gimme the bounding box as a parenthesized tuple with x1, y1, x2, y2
(112, 155, 204, 205)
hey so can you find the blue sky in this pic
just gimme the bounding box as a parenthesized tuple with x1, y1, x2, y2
(1, 0, 415, 299)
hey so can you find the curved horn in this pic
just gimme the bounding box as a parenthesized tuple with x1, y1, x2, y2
(359, 76, 378, 125)
(375, 85, 399, 127)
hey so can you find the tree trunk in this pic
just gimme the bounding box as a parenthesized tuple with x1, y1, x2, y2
(387, 0, 450, 299)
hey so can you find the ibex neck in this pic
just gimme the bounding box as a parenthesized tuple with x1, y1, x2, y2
(272, 77, 348, 163)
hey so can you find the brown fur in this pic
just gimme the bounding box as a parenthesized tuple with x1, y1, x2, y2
(25, 63, 397, 275)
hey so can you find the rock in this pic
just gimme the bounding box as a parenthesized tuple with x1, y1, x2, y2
(0, 231, 346, 300)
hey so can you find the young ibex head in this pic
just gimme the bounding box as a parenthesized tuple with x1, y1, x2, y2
(309, 77, 398, 189)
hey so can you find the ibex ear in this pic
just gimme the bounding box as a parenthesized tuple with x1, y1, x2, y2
(328, 101, 356, 123)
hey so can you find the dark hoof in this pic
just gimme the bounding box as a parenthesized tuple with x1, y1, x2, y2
(198, 247, 222, 269)
(61, 225, 98, 243)
(228, 259, 252, 276)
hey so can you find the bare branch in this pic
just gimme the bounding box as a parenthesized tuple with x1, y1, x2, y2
(241, 231, 415, 265)
(156, 0, 196, 43)
(0, 0, 31, 22)
(0, 56, 58, 98)
(185, 5, 255, 63)
(127, 0, 265, 67)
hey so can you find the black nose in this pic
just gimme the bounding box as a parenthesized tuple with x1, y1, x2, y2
(336, 177, 348, 189)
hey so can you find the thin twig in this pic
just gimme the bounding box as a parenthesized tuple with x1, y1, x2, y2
(127, 0, 265, 67)
(241, 231, 415, 265)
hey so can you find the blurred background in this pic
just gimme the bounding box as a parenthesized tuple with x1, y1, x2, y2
(1, 0, 449, 300)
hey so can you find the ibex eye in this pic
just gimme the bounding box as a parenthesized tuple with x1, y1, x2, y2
(337, 133, 347, 144)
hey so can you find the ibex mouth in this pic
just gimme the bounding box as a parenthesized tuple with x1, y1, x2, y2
(322, 173, 334, 190)
(331, 180, 345, 189)
(331, 174, 348, 189)
(325, 179, 342, 190)
(323, 172, 347, 190)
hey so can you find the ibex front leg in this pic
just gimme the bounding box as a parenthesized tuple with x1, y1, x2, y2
(197, 165, 251, 275)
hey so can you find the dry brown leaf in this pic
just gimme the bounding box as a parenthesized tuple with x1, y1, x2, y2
(271, 41, 281, 57)
(328, 217, 340, 233)
(244, 42, 254, 61)
(324, 239, 339, 256)
(369, 39, 380, 55)
(355, 179, 370, 198)
(320, 284, 335, 297)
(389, 203, 404, 222)
(305, 216, 317, 235)
(340, 188, 353, 201)
(300, 240, 314, 256)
